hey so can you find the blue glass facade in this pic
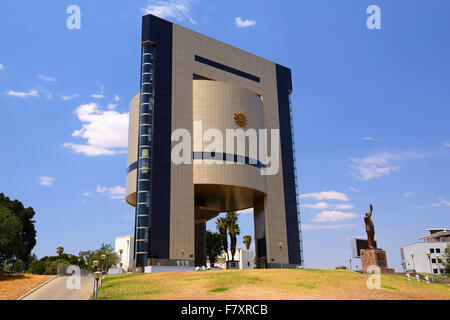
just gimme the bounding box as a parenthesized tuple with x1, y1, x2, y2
(134, 42, 155, 268)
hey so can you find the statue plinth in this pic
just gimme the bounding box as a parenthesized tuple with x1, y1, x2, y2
(361, 249, 395, 273)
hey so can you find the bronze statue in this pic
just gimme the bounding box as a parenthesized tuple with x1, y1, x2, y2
(364, 204, 375, 249)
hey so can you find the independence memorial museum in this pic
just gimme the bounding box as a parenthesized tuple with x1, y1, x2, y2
(125, 14, 303, 271)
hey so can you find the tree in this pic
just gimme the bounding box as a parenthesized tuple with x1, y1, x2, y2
(442, 244, 450, 276)
(0, 207, 22, 271)
(56, 246, 64, 257)
(215, 217, 229, 260)
(206, 231, 223, 267)
(12, 260, 25, 273)
(243, 235, 252, 250)
(228, 223, 240, 261)
(87, 243, 119, 271)
(226, 211, 240, 261)
(0, 193, 36, 269)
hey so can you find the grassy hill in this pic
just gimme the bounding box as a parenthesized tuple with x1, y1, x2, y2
(96, 269, 450, 300)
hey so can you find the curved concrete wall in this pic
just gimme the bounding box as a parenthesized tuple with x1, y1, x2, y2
(193, 80, 266, 200)
(125, 93, 139, 206)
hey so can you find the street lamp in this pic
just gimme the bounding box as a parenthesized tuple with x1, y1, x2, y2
(100, 254, 106, 287)
(360, 249, 365, 274)
(410, 254, 416, 273)
(94, 271, 102, 300)
(105, 251, 110, 279)
(119, 249, 123, 268)
(279, 243, 283, 269)
(436, 255, 441, 276)
(92, 260, 99, 298)
(181, 249, 185, 269)
(426, 253, 434, 283)
(349, 258, 352, 271)
(238, 248, 241, 269)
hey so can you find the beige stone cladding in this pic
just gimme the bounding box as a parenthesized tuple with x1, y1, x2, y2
(125, 94, 139, 206)
(170, 24, 289, 264)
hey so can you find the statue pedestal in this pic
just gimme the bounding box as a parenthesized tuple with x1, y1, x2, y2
(362, 249, 395, 273)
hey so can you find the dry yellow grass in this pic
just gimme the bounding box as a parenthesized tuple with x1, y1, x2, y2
(97, 269, 450, 300)
(0, 274, 53, 300)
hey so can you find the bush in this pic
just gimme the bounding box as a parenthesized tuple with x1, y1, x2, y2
(12, 260, 25, 273)
(28, 260, 46, 275)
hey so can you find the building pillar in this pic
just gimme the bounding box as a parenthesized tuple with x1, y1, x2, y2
(195, 219, 206, 267)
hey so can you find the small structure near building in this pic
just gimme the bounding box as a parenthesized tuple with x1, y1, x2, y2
(208, 248, 256, 270)
(400, 228, 449, 274)
(115, 235, 134, 272)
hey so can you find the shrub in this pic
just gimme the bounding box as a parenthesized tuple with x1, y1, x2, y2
(12, 260, 25, 273)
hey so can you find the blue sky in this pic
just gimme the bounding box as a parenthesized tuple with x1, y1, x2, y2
(0, 0, 449, 270)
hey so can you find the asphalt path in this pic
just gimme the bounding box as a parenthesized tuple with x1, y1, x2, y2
(22, 275, 95, 300)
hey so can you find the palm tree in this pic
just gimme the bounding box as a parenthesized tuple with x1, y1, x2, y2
(215, 217, 229, 260)
(56, 246, 64, 257)
(225, 211, 238, 226)
(243, 235, 252, 250)
(228, 223, 240, 261)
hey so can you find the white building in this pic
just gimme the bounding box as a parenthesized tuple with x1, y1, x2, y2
(207, 248, 256, 269)
(115, 235, 134, 272)
(400, 228, 449, 274)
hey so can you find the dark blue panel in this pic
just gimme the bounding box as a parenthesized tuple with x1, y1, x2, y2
(142, 14, 173, 260)
(192, 152, 266, 169)
(127, 161, 138, 173)
(276, 64, 301, 265)
(195, 55, 260, 83)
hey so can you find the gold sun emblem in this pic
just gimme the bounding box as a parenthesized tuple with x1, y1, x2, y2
(234, 111, 247, 128)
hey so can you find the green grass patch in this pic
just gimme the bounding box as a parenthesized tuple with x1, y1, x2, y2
(209, 287, 228, 293)
(296, 283, 317, 289)
(185, 277, 201, 281)
(381, 284, 397, 290)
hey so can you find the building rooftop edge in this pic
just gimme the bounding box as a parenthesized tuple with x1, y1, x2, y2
(141, 14, 291, 71)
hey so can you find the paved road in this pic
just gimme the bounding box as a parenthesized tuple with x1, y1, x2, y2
(22, 275, 95, 300)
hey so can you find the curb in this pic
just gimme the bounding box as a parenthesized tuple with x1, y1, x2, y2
(17, 275, 59, 300)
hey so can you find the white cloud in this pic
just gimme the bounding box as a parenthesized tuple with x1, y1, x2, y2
(114, 94, 120, 102)
(62, 94, 80, 101)
(141, 0, 197, 24)
(0, 64, 4, 70)
(37, 176, 54, 187)
(83, 192, 92, 197)
(349, 187, 361, 193)
(301, 202, 354, 210)
(299, 191, 349, 202)
(6, 89, 39, 98)
(63, 102, 129, 156)
(91, 82, 106, 99)
(432, 199, 450, 207)
(350, 151, 431, 181)
(235, 17, 256, 28)
(311, 210, 359, 223)
(403, 192, 413, 198)
(96, 185, 126, 200)
(302, 202, 329, 210)
(302, 224, 356, 230)
(362, 137, 380, 141)
(444, 142, 450, 148)
(432, 203, 442, 207)
(37, 74, 56, 82)
(107, 103, 118, 110)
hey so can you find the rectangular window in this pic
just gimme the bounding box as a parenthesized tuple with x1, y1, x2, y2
(433, 269, 438, 274)
(430, 248, 435, 253)
(194, 55, 260, 83)
(432, 258, 436, 263)
(436, 248, 441, 253)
